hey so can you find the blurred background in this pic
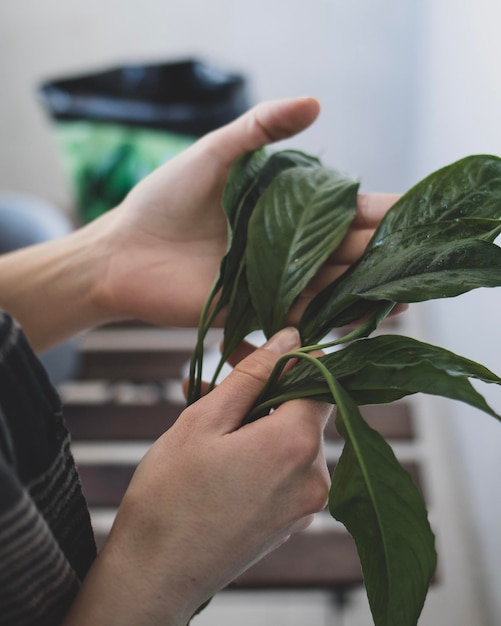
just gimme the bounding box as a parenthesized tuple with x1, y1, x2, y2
(1, 1, 500, 624)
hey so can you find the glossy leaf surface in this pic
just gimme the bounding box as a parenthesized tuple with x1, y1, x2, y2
(299, 155, 501, 344)
(222, 148, 268, 228)
(330, 382, 436, 626)
(221, 262, 260, 364)
(250, 335, 501, 420)
(246, 165, 359, 337)
(372, 154, 501, 242)
(216, 150, 320, 318)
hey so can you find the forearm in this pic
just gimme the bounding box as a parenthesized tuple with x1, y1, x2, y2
(62, 538, 191, 626)
(0, 217, 115, 352)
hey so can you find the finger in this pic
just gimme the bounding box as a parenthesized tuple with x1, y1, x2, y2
(243, 397, 332, 465)
(330, 229, 373, 265)
(226, 337, 300, 376)
(271, 397, 332, 434)
(329, 194, 400, 264)
(197, 97, 321, 167)
(296, 263, 350, 299)
(224, 339, 257, 369)
(196, 327, 301, 433)
(352, 193, 401, 229)
(182, 377, 211, 399)
(181, 332, 295, 400)
(293, 193, 402, 294)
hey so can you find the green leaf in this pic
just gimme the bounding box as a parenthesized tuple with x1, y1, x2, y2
(330, 382, 437, 626)
(299, 155, 501, 344)
(246, 165, 359, 337)
(347, 238, 501, 302)
(190, 149, 322, 399)
(222, 148, 268, 228)
(372, 154, 501, 243)
(300, 237, 501, 344)
(250, 335, 501, 420)
(216, 150, 321, 318)
(221, 261, 260, 363)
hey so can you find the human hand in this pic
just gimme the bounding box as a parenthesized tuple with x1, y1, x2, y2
(64, 327, 331, 625)
(88, 98, 400, 328)
(89, 97, 320, 327)
(0, 98, 400, 352)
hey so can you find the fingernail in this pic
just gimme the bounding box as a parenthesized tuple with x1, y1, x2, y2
(263, 327, 300, 355)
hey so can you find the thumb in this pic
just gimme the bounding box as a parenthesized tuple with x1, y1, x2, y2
(199, 327, 301, 433)
(197, 97, 321, 167)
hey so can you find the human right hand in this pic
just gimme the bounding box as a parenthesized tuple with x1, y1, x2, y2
(64, 327, 332, 625)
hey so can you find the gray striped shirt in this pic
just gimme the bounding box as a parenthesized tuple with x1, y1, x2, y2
(0, 312, 96, 624)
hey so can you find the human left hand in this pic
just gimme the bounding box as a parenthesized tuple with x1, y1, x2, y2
(89, 98, 400, 329)
(89, 97, 321, 327)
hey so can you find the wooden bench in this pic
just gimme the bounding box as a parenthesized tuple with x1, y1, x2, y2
(60, 322, 424, 599)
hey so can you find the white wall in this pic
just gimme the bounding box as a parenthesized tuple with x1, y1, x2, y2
(412, 2, 501, 622)
(0, 0, 420, 208)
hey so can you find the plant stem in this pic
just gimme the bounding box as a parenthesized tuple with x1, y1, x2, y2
(244, 303, 395, 420)
(186, 282, 223, 405)
(297, 301, 396, 354)
(208, 353, 228, 392)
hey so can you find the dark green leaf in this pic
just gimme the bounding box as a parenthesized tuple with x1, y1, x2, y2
(300, 235, 501, 344)
(344, 238, 501, 303)
(372, 154, 501, 243)
(221, 261, 260, 362)
(251, 335, 501, 420)
(216, 150, 321, 318)
(299, 156, 501, 344)
(246, 165, 359, 337)
(330, 382, 436, 626)
(222, 149, 268, 228)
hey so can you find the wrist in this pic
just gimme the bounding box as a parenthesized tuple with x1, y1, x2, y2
(0, 213, 118, 351)
(64, 529, 193, 626)
(74, 210, 127, 328)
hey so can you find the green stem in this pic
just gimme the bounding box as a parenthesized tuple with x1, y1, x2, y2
(187, 282, 223, 405)
(297, 301, 396, 354)
(244, 351, 343, 423)
(245, 387, 329, 422)
(208, 352, 228, 392)
(264, 351, 353, 419)
(243, 351, 329, 424)
(244, 303, 395, 420)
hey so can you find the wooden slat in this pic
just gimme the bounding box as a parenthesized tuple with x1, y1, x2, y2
(232, 530, 362, 589)
(76, 349, 192, 381)
(64, 401, 414, 442)
(79, 464, 135, 507)
(64, 402, 184, 440)
(325, 402, 414, 441)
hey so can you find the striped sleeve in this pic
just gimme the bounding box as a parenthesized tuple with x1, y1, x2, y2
(0, 468, 79, 625)
(0, 311, 97, 624)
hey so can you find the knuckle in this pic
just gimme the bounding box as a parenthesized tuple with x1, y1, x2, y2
(281, 422, 323, 468)
(233, 349, 276, 387)
(295, 472, 329, 517)
(277, 432, 330, 515)
(305, 468, 330, 513)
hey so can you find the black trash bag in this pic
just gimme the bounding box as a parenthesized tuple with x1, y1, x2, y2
(39, 59, 250, 222)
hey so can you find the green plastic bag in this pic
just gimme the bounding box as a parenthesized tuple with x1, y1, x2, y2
(39, 59, 250, 223)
